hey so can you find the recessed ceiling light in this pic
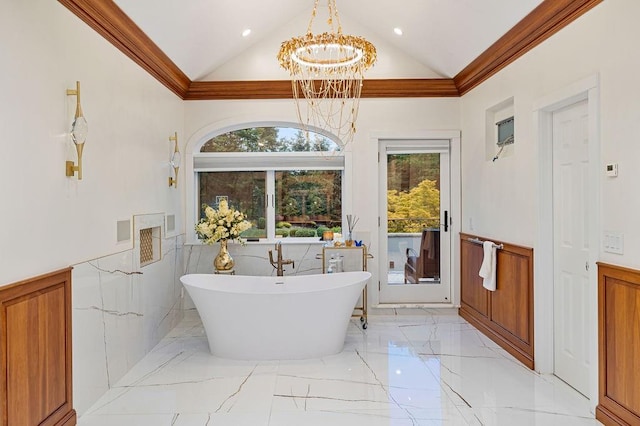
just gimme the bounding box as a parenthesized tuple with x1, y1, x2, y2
(242, 29, 252, 37)
(393, 27, 403, 36)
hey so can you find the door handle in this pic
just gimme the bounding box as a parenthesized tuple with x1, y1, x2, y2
(443, 210, 449, 232)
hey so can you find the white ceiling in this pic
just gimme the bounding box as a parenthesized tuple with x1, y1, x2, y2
(113, 0, 544, 81)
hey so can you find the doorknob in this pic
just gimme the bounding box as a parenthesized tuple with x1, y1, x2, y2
(443, 210, 449, 232)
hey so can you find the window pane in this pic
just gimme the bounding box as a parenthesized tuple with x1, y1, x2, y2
(199, 171, 266, 238)
(387, 153, 441, 232)
(275, 170, 342, 238)
(497, 117, 514, 145)
(387, 153, 441, 285)
(201, 127, 340, 153)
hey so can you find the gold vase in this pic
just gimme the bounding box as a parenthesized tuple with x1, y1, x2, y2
(214, 240, 234, 271)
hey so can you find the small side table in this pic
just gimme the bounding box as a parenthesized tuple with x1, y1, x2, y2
(214, 269, 235, 275)
(321, 246, 368, 329)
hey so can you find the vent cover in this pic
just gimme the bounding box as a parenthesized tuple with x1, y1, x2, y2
(116, 220, 131, 243)
(166, 214, 176, 233)
(139, 226, 161, 267)
(139, 228, 153, 264)
(133, 213, 164, 268)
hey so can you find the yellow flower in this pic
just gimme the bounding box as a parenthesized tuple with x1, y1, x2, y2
(195, 201, 252, 245)
(204, 206, 215, 220)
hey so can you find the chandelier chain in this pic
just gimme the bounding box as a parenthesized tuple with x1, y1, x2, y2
(306, 0, 343, 36)
(327, 0, 343, 34)
(278, 0, 376, 147)
(306, 0, 319, 35)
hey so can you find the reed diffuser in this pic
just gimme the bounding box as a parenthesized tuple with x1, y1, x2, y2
(346, 214, 359, 246)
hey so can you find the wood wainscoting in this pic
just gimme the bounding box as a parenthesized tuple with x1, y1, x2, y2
(458, 233, 535, 369)
(596, 263, 640, 426)
(0, 268, 76, 426)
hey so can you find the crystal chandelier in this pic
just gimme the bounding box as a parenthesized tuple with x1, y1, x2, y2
(277, 0, 376, 147)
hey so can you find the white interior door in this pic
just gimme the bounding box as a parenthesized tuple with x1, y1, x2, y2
(378, 140, 451, 304)
(552, 99, 590, 396)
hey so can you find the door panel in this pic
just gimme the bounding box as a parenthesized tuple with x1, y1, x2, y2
(553, 99, 590, 396)
(460, 239, 488, 316)
(491, 250, 531, 342)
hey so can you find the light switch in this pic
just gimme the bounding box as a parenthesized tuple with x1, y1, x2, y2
(603, 231, 624, 254)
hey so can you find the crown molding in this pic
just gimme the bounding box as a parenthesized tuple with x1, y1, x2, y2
(58, 0, 190, 98)
(454, 0, 602, 95)
(361, 79, 460, 98)
(185, 79, 459, 100)
(59, 0, 602, 100)
(185, 81, 291, 100)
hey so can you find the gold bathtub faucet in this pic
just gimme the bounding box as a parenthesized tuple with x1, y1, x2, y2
(268, 241, 295, 276)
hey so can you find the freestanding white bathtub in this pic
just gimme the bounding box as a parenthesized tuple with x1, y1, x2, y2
(180, 271, 371, 360)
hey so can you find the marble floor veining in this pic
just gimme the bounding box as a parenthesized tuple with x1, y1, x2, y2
(78, 309, 601, 426)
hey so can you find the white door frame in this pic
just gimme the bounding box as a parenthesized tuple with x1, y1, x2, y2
(370, 130, 461, 308)
(533, 74, 600, 408)
(379, 142, 451, 304)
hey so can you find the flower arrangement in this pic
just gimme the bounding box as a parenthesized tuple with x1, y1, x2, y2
(195, 199, 252, 245)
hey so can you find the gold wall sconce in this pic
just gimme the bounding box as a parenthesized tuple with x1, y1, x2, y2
(168, 132, 180, 187)
(66, 81, 88, 179)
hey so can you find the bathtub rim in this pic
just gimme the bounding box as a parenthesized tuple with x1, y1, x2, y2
(180, 271, 371, 295)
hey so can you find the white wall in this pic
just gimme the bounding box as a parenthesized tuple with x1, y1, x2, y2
(0, 0, 185, 285)
(458, 0, 640, 409)
(460, 0, 640, 264)
(0, 0, 186, 416)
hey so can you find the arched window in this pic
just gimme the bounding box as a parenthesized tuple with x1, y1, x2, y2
(193, 126, 345, 241)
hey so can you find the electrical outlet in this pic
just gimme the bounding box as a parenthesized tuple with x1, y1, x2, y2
(389, 261, 395, 269)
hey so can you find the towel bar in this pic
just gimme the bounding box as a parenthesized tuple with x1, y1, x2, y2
(467, 237, 504, 250)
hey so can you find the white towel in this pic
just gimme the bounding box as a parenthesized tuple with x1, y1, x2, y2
(478, 241, 497, 291)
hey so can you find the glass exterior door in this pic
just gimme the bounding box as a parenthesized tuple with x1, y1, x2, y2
(379, 142, 451, 303)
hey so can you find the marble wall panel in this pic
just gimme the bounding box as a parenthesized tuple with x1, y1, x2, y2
(72, 234, 185, 416)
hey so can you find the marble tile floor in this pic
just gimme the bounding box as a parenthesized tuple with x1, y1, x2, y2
(78, 309, 602, 426)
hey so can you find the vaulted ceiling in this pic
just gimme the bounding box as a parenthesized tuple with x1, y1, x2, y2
(59, 0, 601, 99)
(112, 0, 545, 81)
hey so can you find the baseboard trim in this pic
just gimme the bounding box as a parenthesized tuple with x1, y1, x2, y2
(372, 303, 457, 310)
(596, 404, 632, 426)
(459, 306, 534, 369)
